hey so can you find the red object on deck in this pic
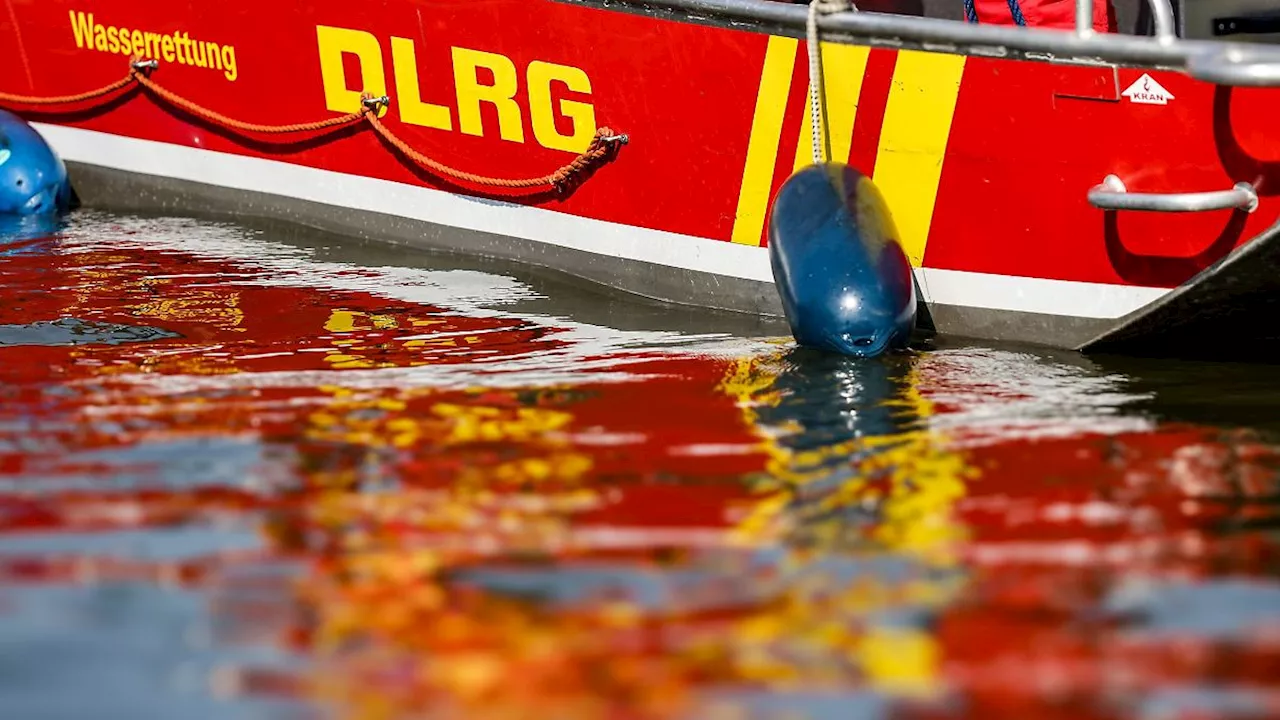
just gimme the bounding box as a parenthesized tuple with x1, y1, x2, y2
(971, 0, 1117, 32)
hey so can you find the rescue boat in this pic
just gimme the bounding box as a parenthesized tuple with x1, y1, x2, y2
(4, 0, 1280, 356)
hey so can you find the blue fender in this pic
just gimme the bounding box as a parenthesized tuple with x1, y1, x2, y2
(0, 109, 72, 216)
(768, 162, 917, 358)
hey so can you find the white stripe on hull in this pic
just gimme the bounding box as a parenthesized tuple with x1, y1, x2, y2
(34, 123, 1169, 321)
(920, 268, 1167, 319)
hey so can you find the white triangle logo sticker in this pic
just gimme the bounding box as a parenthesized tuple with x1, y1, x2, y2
(1122, 73, 1174, 105)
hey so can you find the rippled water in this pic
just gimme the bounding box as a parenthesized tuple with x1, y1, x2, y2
(1, 210, 1278, 720)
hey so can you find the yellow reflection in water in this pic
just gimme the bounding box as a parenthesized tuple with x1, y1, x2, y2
(716, 352, 976, 702)
(281, 349, 980, 719)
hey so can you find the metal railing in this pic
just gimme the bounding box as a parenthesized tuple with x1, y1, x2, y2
(560, 0, 1280, 87)
(1073, 0, 1173, 42)
(1087, 175, 1260, 213)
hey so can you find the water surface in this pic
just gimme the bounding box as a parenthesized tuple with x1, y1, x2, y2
(1, 211, 1278, 720)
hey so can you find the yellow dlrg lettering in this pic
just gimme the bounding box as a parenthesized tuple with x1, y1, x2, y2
(313, 25, 600, 152)
(527, 61, 596, 153)
(316, 25, 387, 116)
(390, 36, 452, 131)
(452, 47, 524, 143)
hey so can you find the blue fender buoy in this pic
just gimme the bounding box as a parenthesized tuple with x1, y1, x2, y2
(0, 109, 72, 216)
(768, 162, 917, 358)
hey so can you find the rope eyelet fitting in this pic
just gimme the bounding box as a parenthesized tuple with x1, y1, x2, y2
(361, 95, 390, 114)
(602, 133, 629, 145)
(130, 59, 159, 75)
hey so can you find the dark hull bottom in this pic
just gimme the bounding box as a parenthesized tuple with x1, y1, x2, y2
(61, 161, 1255, 356)
(1082, 214, 1280, 362)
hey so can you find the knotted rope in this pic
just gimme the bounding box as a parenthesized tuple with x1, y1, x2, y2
(359, 94, 626, 194)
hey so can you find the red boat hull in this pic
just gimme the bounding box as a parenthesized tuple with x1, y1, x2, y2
(4, 0, 1280, 349)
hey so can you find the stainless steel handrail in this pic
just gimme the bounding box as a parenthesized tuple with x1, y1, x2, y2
(558, 0, 1280, 87)
(1075, 0, 1173, 42)
(1187, 45, 1280, 87)
(1076, 0, 1092, 38)
(1147, 0, 1176, 43)
(1088, 175, 1259, 213)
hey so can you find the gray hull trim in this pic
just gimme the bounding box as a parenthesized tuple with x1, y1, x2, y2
(66, 162, 784, 317)
(65, 161, 1131, 351)
(926, 304, 1115, 351)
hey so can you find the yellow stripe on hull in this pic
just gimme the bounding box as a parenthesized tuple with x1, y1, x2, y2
(871, 51, 967, 267)
(730, 35, 799, 247)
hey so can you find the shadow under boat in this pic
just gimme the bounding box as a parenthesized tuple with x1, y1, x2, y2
(66, 203, 793, 341)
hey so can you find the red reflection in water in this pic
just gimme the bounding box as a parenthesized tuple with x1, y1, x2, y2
(0, 223, 1277, 720)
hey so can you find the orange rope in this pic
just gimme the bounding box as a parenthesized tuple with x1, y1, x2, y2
(361, 96, 624, 193)
(0, 74, 134, 106)
(130, 69, 365, 135)
(0, 59, 625, 195)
